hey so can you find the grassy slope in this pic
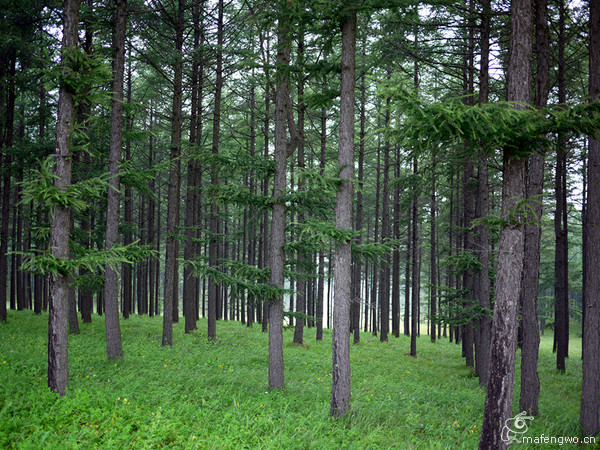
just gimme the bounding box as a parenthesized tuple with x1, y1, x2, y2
(0, 311, 592, 449)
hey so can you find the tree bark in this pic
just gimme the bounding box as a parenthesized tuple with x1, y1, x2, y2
(162, 0, 185, 346)
(580, 0, 600, 436)
(268, 1, 292, 389)
(293, 30, 306, 345)
(519, 0, 549, 414)
(379, 99, 391, 343)
(474, 0, 492, 387)
(410, 155, 419, 357)
(208, 0, 224, 340)
(331, 5, 356, 418)
(479, 0, 532, 444)
(184, 0, 205, 334)
(48, 0, 81, 395)
(104, 0, 127, 360)
(554, 0, 569, 371)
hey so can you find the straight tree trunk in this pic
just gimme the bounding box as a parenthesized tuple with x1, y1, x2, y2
(331, 6, 356, 418)
(104, 0, 127, 360)
(410, 155, 419, 356)
(0, 49, 16, 323)
(162, 0, 185, 346)
(184, 0, 205, 334)
(353, 34, 367, 343)
(580, 0, 600, 436)
(430, 156, 437, 343)
(474, 0, 492, 387)
(208, 0, 224, 340)
(479, 0, 532, 444)
(554, 0, 569, 371)
(293, 30, 306, 345)
(379, 100, 391, 343)
(48, 0, 81, 395)
(519, 0, 549, 413)
(268, 1, 292, 389)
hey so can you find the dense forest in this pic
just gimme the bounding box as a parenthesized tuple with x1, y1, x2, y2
(1, 0, 600, 446)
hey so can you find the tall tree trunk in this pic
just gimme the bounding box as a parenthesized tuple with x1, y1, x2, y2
(184, 0, 205, 334)
(122, 50, 133, 320)
(316, 88, 326, 341)
(208, 0, 224, 340)
(104, 0, 127, 360)
(430, 156, 437, 343)
(293, 30, 306, 345)
(410, 155, 419, 357)
(479, 0, 532, 444)
(519, 0, 549, 413)
(268, 1, 292, 389)
(48, 0, 81, 395)
(580, 0, 600, 436)
(391, 144, 401, 339)
(379, 99, 391, 343)
(554, 0, 569, 371)
(162, 0, 185, 346)
(353, 32, 367, 344)
(474, 0, 492, 387)
(331, 6, 356, 418)
(0, 48, 16, 323)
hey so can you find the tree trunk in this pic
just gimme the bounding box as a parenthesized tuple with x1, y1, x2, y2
(379, 99, 391, 343)
(519, 0, 549, 414)
(48, 0, 81, 395)
(331, 6, 356, 417)
(293, 30, 306, 345)
(353, 33, 367, 344)
(430, 156, 437, 343)
(268, 1, 292, 389)
(104, 0, 127, 360)
(162, 0, 184, 346)
(554, 0, 569, 371)
(208, 0, 224, 340)
(580, 0, 600, 436)
(184, 0, 205, 334)
(0, 48, 16, 323)
(479, 0, 532, 444)
(474, 0, 492, 387)
(410, 155, 419, 357)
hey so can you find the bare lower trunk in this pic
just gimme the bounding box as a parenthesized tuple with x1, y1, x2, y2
(48, 0, 81, 395)
(580, 0, 600, 436)
(104, 0, 127, 360)
(268, 1, 291, 389)
(331, 7, 356, 417)
(479, 0, 532, 444)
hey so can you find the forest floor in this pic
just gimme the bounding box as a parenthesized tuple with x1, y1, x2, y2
(0, 311, 592, 449)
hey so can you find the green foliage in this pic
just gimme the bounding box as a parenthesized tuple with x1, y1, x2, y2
(19, 242, 154, 278)
(389, 84, 600, 157)
(0, 312, 590, 449)
(19, 157, 109, 212)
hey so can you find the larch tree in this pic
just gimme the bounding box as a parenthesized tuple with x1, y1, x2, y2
(474, 0, 491, 387)
(48, 0, 82, 395)
(162, 0, 185, 346)
(519, 0, 549, 415)
(268, 0, 292, 390)
(479, 0, 533, 446)
(104, 0, 127, 361)
(208, 0, 224, 340)
(330, 2, 356, 418)
(580, 0, 600, 436)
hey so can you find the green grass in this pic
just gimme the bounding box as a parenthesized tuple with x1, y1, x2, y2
(0, 311, 594, 449)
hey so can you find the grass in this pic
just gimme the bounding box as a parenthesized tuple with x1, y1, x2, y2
(0, 311, 594, 449)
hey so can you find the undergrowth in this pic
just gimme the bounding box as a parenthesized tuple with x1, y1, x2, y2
(0, 311, 592, 448)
